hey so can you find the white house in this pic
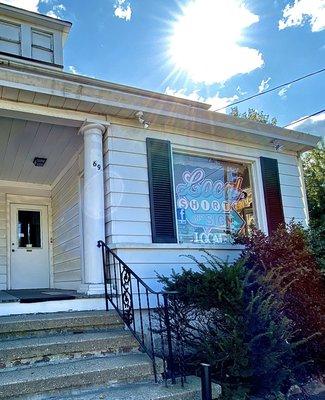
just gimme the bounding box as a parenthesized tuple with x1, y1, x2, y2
(0, 4, 321, 399)
(0, 3, 319, 315)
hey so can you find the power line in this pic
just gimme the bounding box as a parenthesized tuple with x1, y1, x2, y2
(283, 109, 325, 128)
(214, 67, 325, 112)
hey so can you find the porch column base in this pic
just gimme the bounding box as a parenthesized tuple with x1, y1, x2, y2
(78, 283, 105, 296)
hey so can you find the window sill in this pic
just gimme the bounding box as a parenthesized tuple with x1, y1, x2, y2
(109, 242, 245, 251)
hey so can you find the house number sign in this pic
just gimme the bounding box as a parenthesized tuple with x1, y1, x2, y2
(92, 161, 101, 171)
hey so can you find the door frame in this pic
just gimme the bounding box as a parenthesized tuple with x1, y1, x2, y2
(7, 194, 53, 290)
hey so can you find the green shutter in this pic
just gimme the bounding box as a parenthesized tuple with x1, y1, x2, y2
(260, 157, 285, 233)
(146, 138, 177, 243)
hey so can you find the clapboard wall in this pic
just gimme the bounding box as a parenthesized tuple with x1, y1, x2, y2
(51, 158, 82, 290)
(0, 193, 6, 290)
(103, 123, 308, 290)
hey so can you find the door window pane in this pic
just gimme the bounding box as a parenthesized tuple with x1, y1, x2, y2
(18, 211, 41, 248)
(173, 153, 255, 244)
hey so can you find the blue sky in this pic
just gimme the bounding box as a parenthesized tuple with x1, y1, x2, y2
(4, 0, 325, 136)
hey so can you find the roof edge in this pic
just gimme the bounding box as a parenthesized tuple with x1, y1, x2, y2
(0, 2, 72, 30)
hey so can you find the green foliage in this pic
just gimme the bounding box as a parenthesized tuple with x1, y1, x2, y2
(302, 142, 325, 274)
(308, 223, 325, 272)
(236, 222, 325, 372)
(229, 106, 277, 125)
(159, 253, 300, 399)
(302, 141, 325, 226)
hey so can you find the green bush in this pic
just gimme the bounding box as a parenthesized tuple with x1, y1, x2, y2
(308, 222, 325, 273)
(159, 253, 302, 399)
(236, 222, 325, 370)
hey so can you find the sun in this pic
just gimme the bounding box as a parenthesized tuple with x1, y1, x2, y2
(168, 0, 263, 85)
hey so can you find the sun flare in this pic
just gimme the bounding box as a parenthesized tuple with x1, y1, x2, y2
(168, 0, 263, 84)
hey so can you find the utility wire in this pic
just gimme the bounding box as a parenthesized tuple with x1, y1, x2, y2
(283, 109, 325, 128)
(214, 67, 325, 112)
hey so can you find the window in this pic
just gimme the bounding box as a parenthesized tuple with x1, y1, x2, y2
(173, 153, 255, 244)
(31, 29, 53, 63)
(17, 210, 41, 248)
(0, 20, 21, 56)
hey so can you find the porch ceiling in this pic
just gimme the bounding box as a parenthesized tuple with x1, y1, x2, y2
(0, 116, 81, 185)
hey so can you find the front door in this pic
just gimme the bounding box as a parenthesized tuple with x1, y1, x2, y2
(10, 204, 50, 289)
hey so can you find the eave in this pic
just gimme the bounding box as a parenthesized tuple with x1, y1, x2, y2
(0, 61, 320, 153)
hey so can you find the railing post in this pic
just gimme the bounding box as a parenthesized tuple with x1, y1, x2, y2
(98, 241, 109, 311)
(163, 292, 176, 384)
(201, 363, 212, 400)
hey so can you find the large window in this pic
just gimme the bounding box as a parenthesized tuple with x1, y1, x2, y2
(173, 153, 255, 244)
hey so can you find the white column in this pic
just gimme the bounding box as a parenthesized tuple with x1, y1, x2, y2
(79, 123, 106, 295)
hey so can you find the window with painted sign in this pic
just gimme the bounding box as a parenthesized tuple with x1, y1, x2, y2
(173, 153, 255, 244)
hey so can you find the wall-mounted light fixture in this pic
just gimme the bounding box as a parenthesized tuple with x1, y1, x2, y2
(135, 111, 150, 129)
(33, 157, 47, 167)
(271, 139, 284, 152)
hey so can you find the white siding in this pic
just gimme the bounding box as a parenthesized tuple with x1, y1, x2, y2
(0, 193, 6, 290)
(112, 244, 243, 293)
(51, 159, 82, 290)
(103, 124, 309, 286)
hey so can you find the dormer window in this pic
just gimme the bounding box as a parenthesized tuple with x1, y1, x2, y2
(31, 29, 53, 63)
(0, 20, 21, 56)
(0, 3, 71, 70)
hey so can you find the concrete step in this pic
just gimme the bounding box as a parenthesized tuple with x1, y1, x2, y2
(0, 311, 123, 339)
(0, 353, 157, 399)
(12, 376, 222, 400)
(0, 330, 139, 369)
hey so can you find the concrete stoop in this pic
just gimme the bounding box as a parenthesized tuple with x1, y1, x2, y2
(0, 310, 222, 399)
(14, 377, 222, 400)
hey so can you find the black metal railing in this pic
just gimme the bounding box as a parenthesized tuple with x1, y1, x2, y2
(97, 240, 184, 385)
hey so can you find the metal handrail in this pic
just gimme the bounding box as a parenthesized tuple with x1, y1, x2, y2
(97, 240, 181, 385)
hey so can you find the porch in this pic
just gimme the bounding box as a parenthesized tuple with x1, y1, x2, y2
(0, 288, 106, 315)
(0, 113, 108, 302)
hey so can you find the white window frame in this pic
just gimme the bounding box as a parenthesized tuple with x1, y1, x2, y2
(31, 28, 54, 63)
(171, 146, 268, 244)
(0, 19, 21, 55)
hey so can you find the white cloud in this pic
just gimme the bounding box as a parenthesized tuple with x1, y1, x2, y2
(114, 0, 132, 21)
(46, 3, 65, 19)
(236, 86, 247, 96)
(164, 87, 238, 113)
(1, 1, 66, 19)
(287, 111, 325, 136)
(0, 0, 40, 12)
(258, 77, 271, 93)
(278, 84, 291, 99)
(279, 0, 325, 32)
(169, 0, 263, 84)
(68, 65, 78, 74)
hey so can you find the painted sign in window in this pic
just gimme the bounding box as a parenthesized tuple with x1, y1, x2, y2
(173, 153, 255, 244)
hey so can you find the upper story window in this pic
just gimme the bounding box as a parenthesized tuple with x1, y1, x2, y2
(31, 29, 54, 63)
(0, 20, 21, 56)
(173, 153, 256, 244)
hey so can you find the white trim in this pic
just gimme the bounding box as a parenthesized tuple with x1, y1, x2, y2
(6, 194, 51, 205)
(109, 243, 245, 251)
(0, 180, 51, 191)
(6, 194, 53, 290)
(251, 158, 268, 234)
(297, 157, 309, 226)
(0, 297, 106, 316)
(172, 144, 259, 164)
(0, 98, 111, 128)
(78, 172, 85, 292)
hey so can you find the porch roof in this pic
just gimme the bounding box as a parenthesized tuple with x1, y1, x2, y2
(0, 61, 320, 153)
